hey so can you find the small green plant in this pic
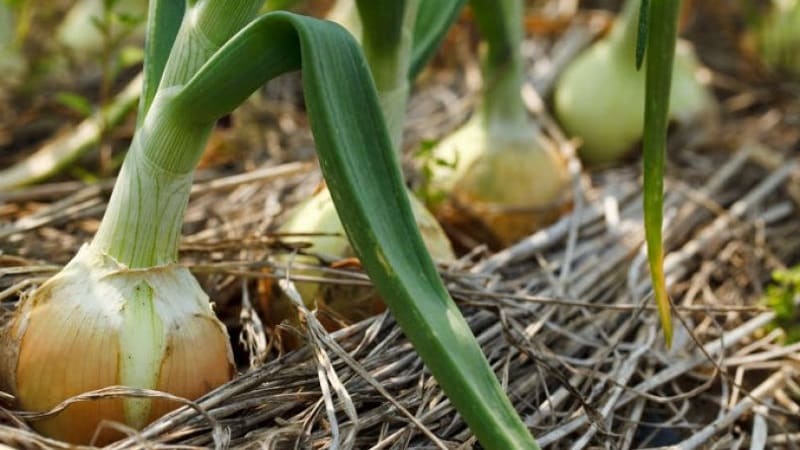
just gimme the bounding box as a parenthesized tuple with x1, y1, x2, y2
(764, 266, 800, 342)
(416, 138, 458, 207)
(57, 0, 147, 59)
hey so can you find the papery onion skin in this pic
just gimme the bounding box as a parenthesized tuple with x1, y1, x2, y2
(262, 186, 454, 342)
(1, 245, 234, 445)
(554, 13, 716, 166)
(425, 117, 571, 248)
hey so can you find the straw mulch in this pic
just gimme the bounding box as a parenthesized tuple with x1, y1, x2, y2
(2, 6, 800, 450)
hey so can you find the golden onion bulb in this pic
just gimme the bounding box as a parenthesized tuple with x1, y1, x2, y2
(554, 14, 716, 165)
(425, 116, 571, 248)
(0, 244, 234, 445)
(262, 186, 454, 337)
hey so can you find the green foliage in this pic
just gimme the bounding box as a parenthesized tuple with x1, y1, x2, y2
(635, 0, 649, 69)
(415, 138, 458, 206)
(641, 0, 681, 347)
(55, 92, 94, 118)
(764, 266, 800, 342)
(88, 1, 539, 446)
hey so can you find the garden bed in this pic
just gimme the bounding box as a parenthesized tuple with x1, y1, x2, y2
(1, 2, 800, 448)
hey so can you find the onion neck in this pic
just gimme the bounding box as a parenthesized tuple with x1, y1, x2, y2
(92, 91, 213, 268)
(92, 0, 264, 268)
(473, 0, 535, 141)
(358, 0, 418, 153)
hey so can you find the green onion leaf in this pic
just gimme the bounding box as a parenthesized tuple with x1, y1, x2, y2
(137, 0, 184, 124)
(642, 0, 680, 347)
(175, 12, 537, 449)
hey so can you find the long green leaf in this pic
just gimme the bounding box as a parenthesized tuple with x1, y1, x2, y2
(642, 0, 680, 347)
(175, 12, 537, 449)
(137, 0, 184, 125)
(409, 0, 466, 79)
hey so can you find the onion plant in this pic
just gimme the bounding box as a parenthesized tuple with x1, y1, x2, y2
(422, 0, 571, 248)
(270, 0, 457, 327)
(0, 0, 536, 448)
(551, 0, 704, 346)
(554, 0, 716, 165)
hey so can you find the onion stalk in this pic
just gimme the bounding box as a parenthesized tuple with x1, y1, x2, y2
(554, 0, 716, 165)
(1, 1, 536, 447)
(423, 0, 570, 248)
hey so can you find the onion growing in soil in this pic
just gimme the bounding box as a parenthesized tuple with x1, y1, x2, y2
(0, 245, 234, 444)
(554, 0, 717, 165)
(266, 0, 455, 334)
(0, 0, 540, 447)
(0, 1, 258, 442)
(265, 185, 455, 335)
(423, 0, 570, 248)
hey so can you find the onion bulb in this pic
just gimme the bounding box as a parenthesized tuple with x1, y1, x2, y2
(554, 0, 717, 165)
(262, 185, 454, 337)
(0, 244, 234, 445)
(425, 115, 570, 248)
(423, 0, 570, 247)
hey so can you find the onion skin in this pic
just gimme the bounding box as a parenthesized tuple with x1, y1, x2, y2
(1, 245, 234, 445)
(425, 117, 571, 248)
(262, 186, 454, 342)
(554, 27, 716, 165)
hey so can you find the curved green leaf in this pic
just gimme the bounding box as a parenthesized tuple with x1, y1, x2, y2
(642, 0, 680, 347)
(175, 11, 537, 449)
